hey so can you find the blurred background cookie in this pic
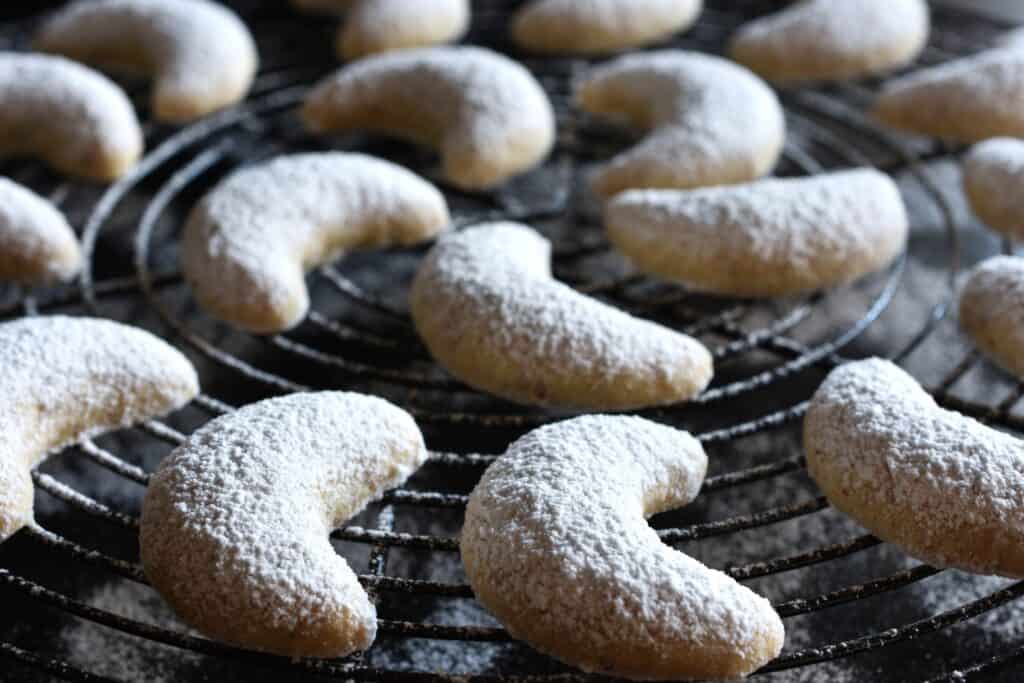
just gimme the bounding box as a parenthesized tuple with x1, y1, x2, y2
(512, 0, 702, 55)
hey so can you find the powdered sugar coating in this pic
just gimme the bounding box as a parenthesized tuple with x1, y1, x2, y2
(729, 0, 930, 84)
(410, 222, 713, 409)
(512, 0, 702, 55)
(287, 0, 468, 59)
(141, 392, 427, 657)
(873, 42, 1024, 143)
(36, 0, 257, 123)
(962, 138, 1024, 240)
(462, 415, 784, 679)
(181, 152, 450, 334)
(0, 316, 198, 541)
(805, 358, 1024, 577)
(303, 47, 555, 190)
(0, 177, 81, 285)
(605, 168, 908, 297)
(339, 0, 469, 59)
(959, 255, 1024, 379)
(0, 53, 141, 181)
(575, 50, 785, 197)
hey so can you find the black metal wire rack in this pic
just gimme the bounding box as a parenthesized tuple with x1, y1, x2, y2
(2, 1, 1024, 681)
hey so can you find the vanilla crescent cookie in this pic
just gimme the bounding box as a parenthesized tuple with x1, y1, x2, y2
(287, 0, 468, 59)
(512, 0, 703, 55)
(36, 0, 258, 124)
(303, 47, 556, 191)
(0, 316, 198, 542)
(339, 0, 470, 60)
(411, 222, 713, 410)
(0, 53, 142, 181)
(962, 138, 1024, 241)
(873, 43, 1024, 142)
(959, 256, 1024, 379)
(729, 0, 930, 84)
(605, 168, 908, 298)
(806, 358, 1024, 577)
(181, 152, 450, 334)
(575, 51, 785, 198)
(141, 391, 427, 657)
(462, 415, 784, 679)
(0, 178, 81, 285)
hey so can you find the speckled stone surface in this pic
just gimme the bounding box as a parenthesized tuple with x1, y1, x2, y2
(1, 2, 1023, 681)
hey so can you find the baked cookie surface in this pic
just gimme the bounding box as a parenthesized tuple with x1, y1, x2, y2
(36, 0, 258, 123)
(0, 53, 142, 181)
(730, 0, 930, 84)
(962, 137, 1024, 240)
(0, 177, 81, 285)
(339, 0, 469, 60)
(575, 50, 785, 197)
(873, 42, 1024, 142)
(513, 0, 702, 55)
(959, 255, 1024, 379)
(605, 168, 908, 297)
(141, 391, 427, 658)
(0, 316, 198, 541)
(410, 222, 713, 410)
(181, 152, 449, 334)
(805, 358, 1024, 577)
(303, 47, 555, 190)
(462, 415, 784, 680)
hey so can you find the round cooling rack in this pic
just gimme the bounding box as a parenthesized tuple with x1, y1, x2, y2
(2, 1, 1024, 681)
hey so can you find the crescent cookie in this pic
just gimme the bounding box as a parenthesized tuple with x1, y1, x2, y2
(512, 0, 703, 56)
(0, 53, 142, 182)
(604, 168, 908, 298)
(962, 138, 1024, 240)
(729, 0, 930, 84)
(36, 0, 258, 124)
(575, 51, 785, 198)
(410, 222, 713, 410)
(959, 256, 1024, 379)
(141, 391, 427, 658)
(0, 316, 199, 542)
(0, 177, 81, 285)
(462, 415, 784, 680)
(873, 43, 1024, 142)
(181, 152, 450, 334)
(339, 0, 470, 60)
(805, 358, 1024, 577)
(303, 47, 556, 191)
